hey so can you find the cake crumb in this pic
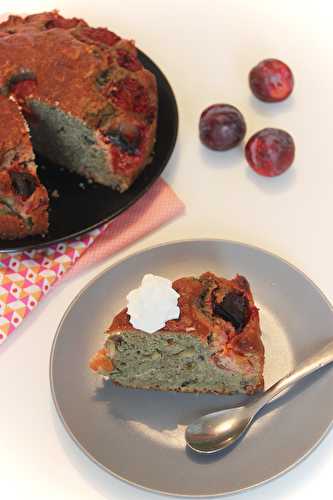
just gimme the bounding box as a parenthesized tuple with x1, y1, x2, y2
(79, 182, 86, 189)
(51, 189, 60, 199)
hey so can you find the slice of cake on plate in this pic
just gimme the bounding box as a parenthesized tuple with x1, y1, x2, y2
(90, 272, 264, 395)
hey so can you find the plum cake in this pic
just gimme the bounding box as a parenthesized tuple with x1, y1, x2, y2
(0, 11, 157, 238)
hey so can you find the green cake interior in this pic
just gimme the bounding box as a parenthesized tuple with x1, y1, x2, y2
(27, 99, 121, 188)
(104, 331, 259, 395)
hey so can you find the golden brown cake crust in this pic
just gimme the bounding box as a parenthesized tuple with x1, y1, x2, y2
(0, 11, 157, 121)
(0, 96, 32, 165)
(0, 209, 48, 239)
(108, 272, 264, 355)
(0, 95, 48, 239)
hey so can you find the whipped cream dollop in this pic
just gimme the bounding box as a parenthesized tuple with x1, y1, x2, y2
(127, 274, 180, 333)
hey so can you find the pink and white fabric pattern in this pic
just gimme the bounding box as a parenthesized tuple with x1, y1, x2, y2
(0, 178, 184, 344)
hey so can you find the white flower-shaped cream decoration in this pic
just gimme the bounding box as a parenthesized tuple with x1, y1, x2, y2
(127, 274, 180, 333)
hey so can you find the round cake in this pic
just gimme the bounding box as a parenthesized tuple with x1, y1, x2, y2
(0, 11, 158, 239)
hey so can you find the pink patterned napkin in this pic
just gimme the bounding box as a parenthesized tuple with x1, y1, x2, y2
(0, 179, 184, 344)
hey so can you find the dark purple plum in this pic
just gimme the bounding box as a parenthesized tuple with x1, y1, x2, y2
(199, 104, 246, 151)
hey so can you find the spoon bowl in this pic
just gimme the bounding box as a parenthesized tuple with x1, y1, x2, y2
(186, 405, 254, 453)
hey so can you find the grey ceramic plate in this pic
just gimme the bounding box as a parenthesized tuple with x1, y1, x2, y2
(50, 239, 333, 497)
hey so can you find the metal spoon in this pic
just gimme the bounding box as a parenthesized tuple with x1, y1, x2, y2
(186, 339, 333, 454)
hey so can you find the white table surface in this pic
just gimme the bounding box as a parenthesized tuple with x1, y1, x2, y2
(1, 0, 333, 498)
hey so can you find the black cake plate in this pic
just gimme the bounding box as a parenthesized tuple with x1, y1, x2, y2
(0, 51, 178, 252)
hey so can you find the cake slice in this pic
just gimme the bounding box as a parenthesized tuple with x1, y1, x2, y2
(0, 96, 48, 239)
(90, 272, 264, 395)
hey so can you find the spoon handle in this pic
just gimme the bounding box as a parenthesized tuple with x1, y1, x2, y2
(255, 339, 333, 410)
